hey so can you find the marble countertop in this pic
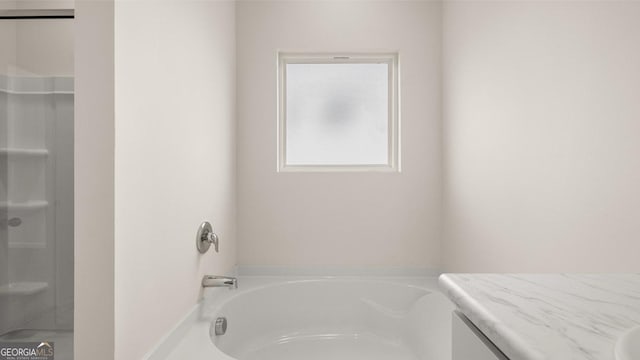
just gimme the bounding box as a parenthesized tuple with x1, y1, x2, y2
(439, 274, 640, 360)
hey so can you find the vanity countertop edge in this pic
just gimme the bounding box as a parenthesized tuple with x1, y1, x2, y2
(438, 273, 640, 360)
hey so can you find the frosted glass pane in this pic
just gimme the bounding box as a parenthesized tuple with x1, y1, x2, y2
(285, 63, 389, 166)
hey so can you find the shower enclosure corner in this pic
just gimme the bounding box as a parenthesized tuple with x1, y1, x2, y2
(0, 8, 74, 360)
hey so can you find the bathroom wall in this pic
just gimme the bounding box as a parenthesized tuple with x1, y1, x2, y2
(1, 1, 74, 10)
(0, 16, 16, 72)
(0, 2, 74, 75)
(15, 20, 74, 77)
(113, 1, 236, 359)
(236, 1, 442, 270)
(74, 0, 115, 358)
(442, 1, 640, 272)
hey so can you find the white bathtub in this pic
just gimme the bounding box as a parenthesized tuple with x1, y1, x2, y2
(152, 276, 454, 360)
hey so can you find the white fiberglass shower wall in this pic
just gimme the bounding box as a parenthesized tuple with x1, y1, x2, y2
(0, 10, 74, 359)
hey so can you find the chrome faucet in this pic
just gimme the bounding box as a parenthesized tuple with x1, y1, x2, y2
(202, 275, 238, 289)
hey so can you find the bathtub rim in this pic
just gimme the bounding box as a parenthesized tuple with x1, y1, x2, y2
(202, 276, 438, 315)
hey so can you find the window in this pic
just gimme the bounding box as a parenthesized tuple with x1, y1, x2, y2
(278, 53, 399, 172)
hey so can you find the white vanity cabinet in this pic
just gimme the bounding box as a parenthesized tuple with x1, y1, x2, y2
(452, 311, 509, 360)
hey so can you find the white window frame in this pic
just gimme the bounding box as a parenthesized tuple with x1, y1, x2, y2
(277, 52, 400, 172)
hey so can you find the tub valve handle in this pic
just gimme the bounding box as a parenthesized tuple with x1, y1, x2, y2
(196, 221, 219, 254)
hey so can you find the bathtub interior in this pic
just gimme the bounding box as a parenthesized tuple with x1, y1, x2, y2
(209, 279, 453, 360)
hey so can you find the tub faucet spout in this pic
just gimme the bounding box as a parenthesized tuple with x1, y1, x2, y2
(202, 275, 237, 289)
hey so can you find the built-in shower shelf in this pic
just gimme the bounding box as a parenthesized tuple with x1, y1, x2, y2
(8, 242, 46, 249)
(0, 282, 48, 297)
(0, 89, 74, 95)
(0, 200, 49, 212)
(0, 148, 49, 157)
